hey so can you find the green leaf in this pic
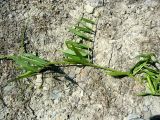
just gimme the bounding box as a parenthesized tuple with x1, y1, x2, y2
(22, 53, 49, 67)
(146, 75, 155, 94)
(143, 69, 157, 77)
(65, 40, 91, 49)
(70, 44, 83, 58)
(69, 28, 92, 41)
(153, 75, 160, 91)
(62, 49, 76, 56)
(153, 79, 160, 91)
(75, 26, 93, 34)
(106, 70, 130, 78)
(130, 60, 147, 75)
(8, 54, 49, 73)
(16, 71, 36, 80)
(63, 40, 90, 57)
(62, 49, 88, 57)
(80, 22, 93, 31)
(64, 54, 89, 64)
(137, 53, 156, 63)
(143, 66, 159, 74)
(9, 55, 38, 72)
(81, 18, 95, 24)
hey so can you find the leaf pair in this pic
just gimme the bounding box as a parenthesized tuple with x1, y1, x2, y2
(63, 40, 90, 57)
(62, 17, 96, 64)
(69, 18, 95, 41)
(8, 53, 49, 80)
(62, 41, 90, 64)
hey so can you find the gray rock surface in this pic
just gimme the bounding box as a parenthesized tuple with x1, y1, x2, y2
(0, 0, 160, 120)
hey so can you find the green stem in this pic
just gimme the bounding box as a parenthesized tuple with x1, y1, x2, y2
(47, 61, 121, 72)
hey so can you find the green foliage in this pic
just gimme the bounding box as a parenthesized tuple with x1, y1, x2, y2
(106, 70, 130, 78)
(1, 17, 160, 97)
(62, 17, 95, 64)
(107, 53, 160, 96)
(65, 40, 91, 49)
(80, 18, 95, 24)
(0, 17, 96, 82)
(69, 28, 92, 41)
(130, 60, 147, 75)
(8, 53, 49, 80)
(132, 53, 160, 96)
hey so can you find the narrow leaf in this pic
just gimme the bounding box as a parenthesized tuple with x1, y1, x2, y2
(143, 69, 157, 77)
(71, 44, 83, 58)
(75, 26, 93, 33)
(64, 54, 89, 64)
(146, 75, 155, 94)
(81, 18, 95, 24)
(62, 49, 88, 57)
(22, 53, 49, 66)
(80, 22, 93, 32)
(65, 40, 91, 49)
(16, 71, 36, 80)
(130, 60, 147, 75)
(144, 66, 159, 74)
(69, 28, 92, 41)
(106, 70, 129, 78)
(137, 53, 156, 63)
(10, 55, 38, 72)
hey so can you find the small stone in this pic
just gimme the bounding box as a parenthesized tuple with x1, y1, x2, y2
(69, 6, 83, 19)
(43, 86, 49, 91)
(52, 111, 56, 118)
(85, 0, 103, 7)
(50, 90, 62, 101)
(143, 111, 151, 120)
(0, 114, 4, 120)
(35, 74, 43, 88)
(143, 106, 149, 112)
(85, 4, 94, 13)
(3, 85, 14, 94)
(128, 114, 141, 120)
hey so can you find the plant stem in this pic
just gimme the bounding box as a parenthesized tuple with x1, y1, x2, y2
(86, 63, 116, 71)
(47, 61, 121, 72)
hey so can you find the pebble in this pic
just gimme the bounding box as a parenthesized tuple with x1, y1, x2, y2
(128, 114, 141, 120)
(85, 4, 94, 13)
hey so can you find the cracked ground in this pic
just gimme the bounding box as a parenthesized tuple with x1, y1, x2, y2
(0, 0, 160, 120)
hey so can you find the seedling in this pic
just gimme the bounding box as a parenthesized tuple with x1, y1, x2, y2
(0, 17, 160, 96)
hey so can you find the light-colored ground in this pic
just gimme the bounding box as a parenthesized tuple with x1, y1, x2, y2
(0, 0, 160, 120)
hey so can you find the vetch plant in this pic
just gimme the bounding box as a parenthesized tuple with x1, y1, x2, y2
(0, 17, 160, 96)
(62, 17, 96, 64)
(130, 53, 160, 96)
